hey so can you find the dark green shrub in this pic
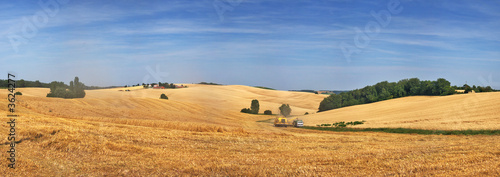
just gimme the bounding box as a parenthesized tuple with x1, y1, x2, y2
(304, 112, 309, 115)
(14, 92, 22, 95)
(160, 93, 168, 100)
(241, 108, 251, 113)
(264, 110, 272, 115)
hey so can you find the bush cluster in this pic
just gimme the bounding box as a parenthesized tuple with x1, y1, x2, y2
(46, 77, 86, 98)
(317, 121, 365, 127)
(160, 94, 168, 100)
(240, 108, 252, 113)
(241, 99, 260, 114)
(264, 110, 272, 115)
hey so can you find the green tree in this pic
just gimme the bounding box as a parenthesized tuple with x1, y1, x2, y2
(393, 83, 406, 98)
(434, 78, 453, 95)
(250, 99, 260, 114)
(160, 93, 168, 99)
(407, 78, 421, 95)
(34, 80, 42, 87)
(72, 77, 86, 98)
(18, 79, 26, 87)
(379, 88, 391, 101)
(464, 84, 472, 93)
(365, 86, 378, 103)
(279, 104, 292, 117)
(264, 110, 272, 115)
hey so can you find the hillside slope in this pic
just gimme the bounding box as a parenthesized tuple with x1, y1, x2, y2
(2, 85, 327, 129)
(0, 85, 498, 176)
(303, 92, 500, 130)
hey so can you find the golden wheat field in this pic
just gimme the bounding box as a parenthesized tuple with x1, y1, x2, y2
(305, 92, 500, 130)
(0, 85, 499, 176)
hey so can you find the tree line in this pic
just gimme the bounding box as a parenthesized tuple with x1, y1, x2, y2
(0, 79, 110, 90)
(0, 79, 49, 88)
(135, 82, 179, 88)
(452, 84, 493, 93)
(318, 78, 490, 112)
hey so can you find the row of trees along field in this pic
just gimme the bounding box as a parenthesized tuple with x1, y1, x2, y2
(318, 78, 494, 112)
(0, 79, 111, 90)
(0, 79, 50, 88)
(452, 84, 493, 93)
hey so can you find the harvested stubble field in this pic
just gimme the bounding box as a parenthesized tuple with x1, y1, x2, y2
(0, 85, 499, 176)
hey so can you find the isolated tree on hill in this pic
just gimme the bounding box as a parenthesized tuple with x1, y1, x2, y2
(251, 99, 259, 114)
(160, 93, 168, 100)
(264, 110, 272, 115)
(279, 104, 292, 117)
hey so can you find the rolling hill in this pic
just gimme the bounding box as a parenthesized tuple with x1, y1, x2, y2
(303, 92, 500, 130)
(0, 84, 498, 176)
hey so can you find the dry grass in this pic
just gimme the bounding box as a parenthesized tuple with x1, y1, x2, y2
(0, 86, 498, 176)
(305, 92, 500, 130)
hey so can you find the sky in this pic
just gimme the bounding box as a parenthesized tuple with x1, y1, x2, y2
(1, 0, 499, 90)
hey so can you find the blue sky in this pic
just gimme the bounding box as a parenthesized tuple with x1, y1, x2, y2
(1, 0, 499, 90)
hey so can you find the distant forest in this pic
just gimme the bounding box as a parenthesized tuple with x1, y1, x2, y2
(318, 78, 495, 112)
(0, 79, 114, 90)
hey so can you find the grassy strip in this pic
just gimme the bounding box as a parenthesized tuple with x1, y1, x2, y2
(301, 126, 500, 135)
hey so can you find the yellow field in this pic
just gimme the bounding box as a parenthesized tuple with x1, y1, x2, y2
(0, 85, 498, 176)
(305, 92, 500, 130)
